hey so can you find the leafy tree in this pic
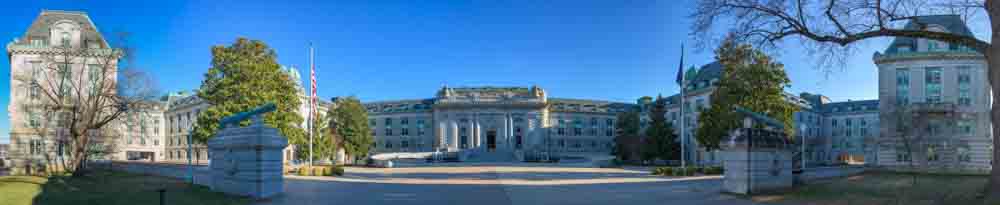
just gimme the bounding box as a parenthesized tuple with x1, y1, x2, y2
(695, 39, 799, 151)
(690, 0, 1000, 195)
(192, 38, 305, 147)
(614, 111, 642, 161)
(331, 97, 373, 162)
(642, 96, 680, 162)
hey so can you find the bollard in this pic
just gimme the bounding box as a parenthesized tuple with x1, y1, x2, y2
(157, 188, 166, 205)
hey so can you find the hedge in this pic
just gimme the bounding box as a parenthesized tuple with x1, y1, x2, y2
(651, 166, 724, 176)
(295, 166, 345, 176)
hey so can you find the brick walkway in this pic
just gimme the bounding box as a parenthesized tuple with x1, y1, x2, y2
(255, 165, 757, 205)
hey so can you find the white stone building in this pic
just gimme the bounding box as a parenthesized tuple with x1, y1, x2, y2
(6, 10, 121, 174)
(875, 15, 993, 172)
(364, 86, 634, 160)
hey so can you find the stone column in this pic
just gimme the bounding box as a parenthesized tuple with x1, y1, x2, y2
(501, 113, 508, 149)
(438, 120, 447, 150)
(473, 116, 481, 147)
(450, 120, 459, 150)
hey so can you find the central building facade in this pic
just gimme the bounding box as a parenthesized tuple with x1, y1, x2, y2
(364, 86, 635, 155)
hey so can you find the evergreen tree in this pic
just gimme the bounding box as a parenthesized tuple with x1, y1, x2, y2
(192, 38, 306, 147)
(695, 39, 799, 151)
(642, 95, 679, 161)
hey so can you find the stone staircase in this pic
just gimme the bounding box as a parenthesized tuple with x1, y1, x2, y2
(464, 149, 516, 162)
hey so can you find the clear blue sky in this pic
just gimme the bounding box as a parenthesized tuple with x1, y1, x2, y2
(5, 1, 986, 144)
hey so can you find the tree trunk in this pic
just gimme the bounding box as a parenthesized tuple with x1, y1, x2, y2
(988, 0, 1000, 200)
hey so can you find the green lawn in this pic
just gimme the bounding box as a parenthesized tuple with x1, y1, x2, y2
(753, 171, 997, 205)
(0, 171, 253, 205)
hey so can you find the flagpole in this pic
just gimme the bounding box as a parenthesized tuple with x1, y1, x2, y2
(309, 44, 315, 167)
(679, 44, 686, 169)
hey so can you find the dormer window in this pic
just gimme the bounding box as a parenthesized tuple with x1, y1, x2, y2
(927, 40, 939, 51)
(61, 32, 71, 47)
(897, 45, 912, 53)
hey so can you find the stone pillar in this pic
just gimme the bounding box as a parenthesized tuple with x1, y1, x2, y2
(450, 120, 459, 150)
(208, 113, 286, 199)
(501, 114, 508, 149)
(474, 118, 481, 147)
(437, 120, 447, 150)
(467, 118, 475, 149)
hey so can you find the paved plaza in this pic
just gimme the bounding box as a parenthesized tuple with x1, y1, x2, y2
(255, 164, 756, 205)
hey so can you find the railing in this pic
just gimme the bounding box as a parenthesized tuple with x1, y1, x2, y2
(908, 102, 957, 114)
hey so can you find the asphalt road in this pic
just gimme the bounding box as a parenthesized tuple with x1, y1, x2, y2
(255, 165, 756, 205)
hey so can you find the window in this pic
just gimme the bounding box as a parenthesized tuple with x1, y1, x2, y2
(845, 118, 853, 136)
(927, 121, 942, 136)
(30, 38, 45, 46)
(401, 127, 409, 135)
(385, 118, 392, 126)
(459, 127, 467, 148)
(896, 146, 911, 162)
(896, 69, 910, 105)
(860, 119, 868, 136)
(925, 67, 942, 103)
(958, 66, 972, 106)
(557, 118, 566, 135)
(385, 141, 393, 148)
(401, 117, 409, 125)
(573, 118, 583, 136)
(27, 111, 41, 128)
(958, 145, 972, 162)
(385, 128, 392, 136)
(696, 99, 705, 110)
(927, 145, 940, 162)
(61, 32, 70, 47)
(402, 140, 409, 148)
(417, 119, 425, 135)
(958, 120, 974, 135)
(29, 139, 44, 155)
(590, 117, 598, 127)
(369, 119, 376, 127)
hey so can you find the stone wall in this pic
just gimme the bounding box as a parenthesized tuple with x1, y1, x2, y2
(97, 161, 213, 187)
(796, 166, 867, 184)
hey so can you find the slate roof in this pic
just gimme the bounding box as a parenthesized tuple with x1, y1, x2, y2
(818, 100, 879, 114)
(687, 62, 723, 86)
(884, 15, 976, 54)
(14, 10, 108, 48)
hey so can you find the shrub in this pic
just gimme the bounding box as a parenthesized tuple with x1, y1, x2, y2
(685, 167, 697, 176)
(322, 166, 333, 176)
(662, 167, 674, 176)
(297, 167, 309, 176)
(652, 167, 663, 175)
(332, 166, 345, 176)
(702, 166, 724, 175)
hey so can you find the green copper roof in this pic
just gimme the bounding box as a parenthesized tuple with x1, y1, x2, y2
(884, 15, 978, 55)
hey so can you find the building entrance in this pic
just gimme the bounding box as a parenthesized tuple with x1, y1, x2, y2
(487, 130, 497, 151)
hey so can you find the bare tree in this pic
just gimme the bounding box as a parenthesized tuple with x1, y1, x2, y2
(691, 0, 999, 197)
(11, 32, 158, 176)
